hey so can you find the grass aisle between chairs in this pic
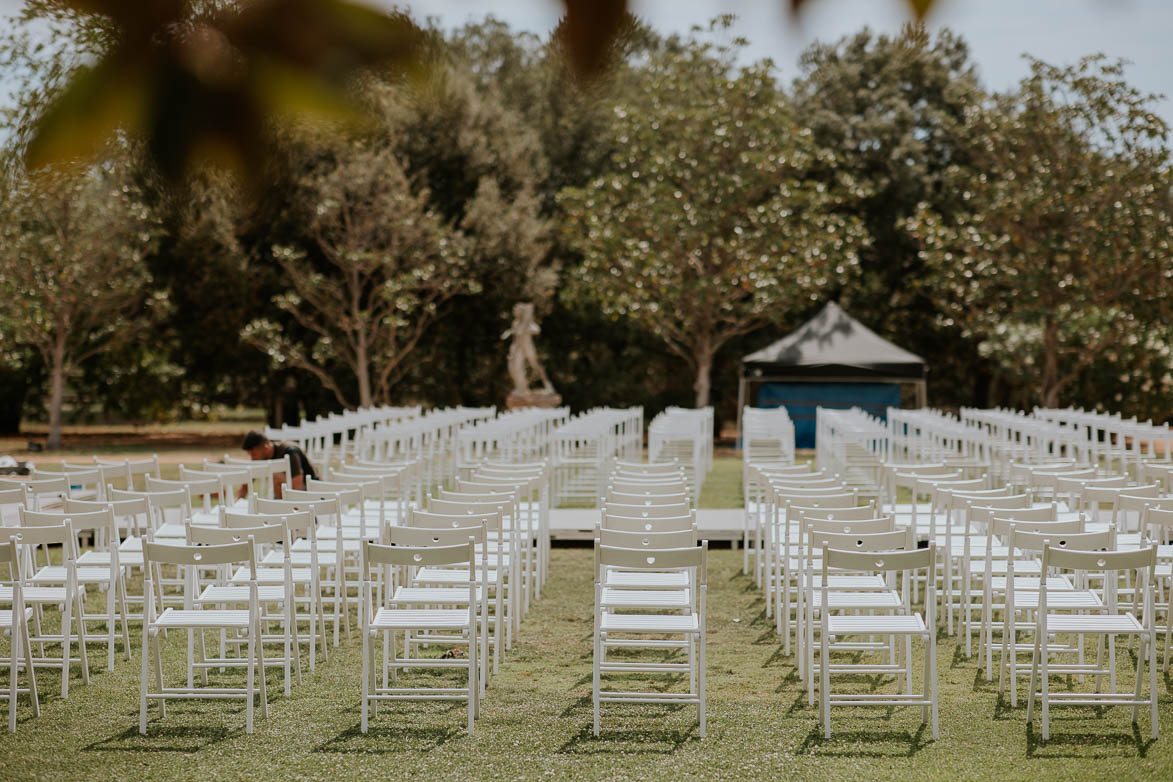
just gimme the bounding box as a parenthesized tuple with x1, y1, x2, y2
(1, 547, 1171, 780)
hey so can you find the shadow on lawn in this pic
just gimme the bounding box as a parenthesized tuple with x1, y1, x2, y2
(316, 723, 462, 754)
(1025, 719, 1156, 759)
(557, 722, 698, 755)
(85, 723, 237, 754)
(798, 722, 931, 758)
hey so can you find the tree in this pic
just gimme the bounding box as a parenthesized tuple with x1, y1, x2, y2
(372, 56, 556, 409)
(0, 153, 164, 449)
(558, 22, 867, 408)
(909, 56, 1173, 409)
(242, 134, 475, 407)
(792, 24, 984, 405)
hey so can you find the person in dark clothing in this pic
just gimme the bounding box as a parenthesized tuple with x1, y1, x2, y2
(237, 430, 317, 499)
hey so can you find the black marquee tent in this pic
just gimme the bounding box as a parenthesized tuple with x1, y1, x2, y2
(737, 301, 927, 446)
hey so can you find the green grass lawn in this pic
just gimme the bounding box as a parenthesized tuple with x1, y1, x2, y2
(3, 546, 1171, 781)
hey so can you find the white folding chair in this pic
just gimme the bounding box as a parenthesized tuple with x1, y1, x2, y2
(20, 507, 132, 671)
(139, 538, 267, 734)
(995, 525, 1111, 706)
(402, 508, 504, 677)
(0, 523, 86, 697)
(187, 520, 302, 696)
(819, 543, 939, 740)
(0, 541, 38, 731)
(593, 542, 708, 738)
(1027, 543, 1159, 741)
(381, 523, 491, 697)
(360, 539, 480, 734)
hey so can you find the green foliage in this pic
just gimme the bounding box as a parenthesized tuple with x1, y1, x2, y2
(21, 0, 427, 183)
(3, 7, 1172, 426)
(0, 147, 164, 446)
(909, 56, 1173, 417)
(793, 24, 986, 405)
(559, 22, 867, 407)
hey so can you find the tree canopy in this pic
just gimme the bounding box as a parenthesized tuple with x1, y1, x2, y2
(2, 5, 1172, 443)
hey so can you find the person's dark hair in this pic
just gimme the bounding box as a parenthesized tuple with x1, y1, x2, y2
(242, 430, 269, 451)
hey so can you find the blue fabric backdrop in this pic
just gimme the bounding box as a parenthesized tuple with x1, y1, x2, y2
(757, 382, 901, 448)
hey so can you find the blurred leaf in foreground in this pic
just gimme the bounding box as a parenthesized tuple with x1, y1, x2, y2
(25, 0, 426, 183)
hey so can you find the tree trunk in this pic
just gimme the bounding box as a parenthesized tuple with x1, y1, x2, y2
(692, 336, 715, 409)
(356, 331, 371, 408)
(47, 339, 67, 451)
(1040, 317, 1062, 409)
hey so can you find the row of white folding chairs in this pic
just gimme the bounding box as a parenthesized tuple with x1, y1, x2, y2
(874, 459, 1173, 683)
(592, 500, 706, 737)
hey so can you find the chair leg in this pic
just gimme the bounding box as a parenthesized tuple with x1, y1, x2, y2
(139, 628, 150, 735)
(1164, 608, 1171, 672)
(820, 630, 831, 739)
(10, 621, 21, 733)
(152, 632, 166, 720)
(245, 625, 255, 734)
(360, 625, 369, 733)
(1026, 628, 1040, 726)
(1131, 634, 1144, 726)
(106, 581, 116, 671)
(698, 629, 707, 739)
(592, 629, 601, 737)
(929, 631, 939, 740)
(118, 575, 132, 661)
(1001, 612, 1014, 706)
(186, 629, 195, 689)
(904, 634, 913, 695)
(60, 591, 74, 699)
(1040, 635, 1050, 741)
(1151, 629, 1160, 740)
(467, 628, 476, 734)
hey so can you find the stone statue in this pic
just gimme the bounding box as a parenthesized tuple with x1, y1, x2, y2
(501, 302, 560, 408)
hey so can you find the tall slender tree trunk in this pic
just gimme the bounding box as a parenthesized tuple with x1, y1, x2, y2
(47, 338, 67, 450)
(693, 335, 715, 409)
(356, 330, 372, 408)
(1040, 316, 1061, 409)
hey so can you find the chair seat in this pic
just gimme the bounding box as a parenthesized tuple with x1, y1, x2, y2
(1044, 613, 1144, 634)
(808, 590, 903, 609)
(969, 559, 1042, 575)
(600, 588, 691, 609)
(265, 551, 341, 568)
(1006, 590, 1102, 610)
(79, 550, 144, 567)
(828, 614, 926, 635)
(392, 586, 482, 604)
(154, 608, 252, 629)
(315, 525, 377, 542)
(823, 574, 888, 590)
(605, 571, 689, 589)
(0, 607, 34, 627)
(296, 536, 361, 552)
(0, 585, 67, 603)
(600, 611, 699, 634)
(415, 567, 499, 584)
(230, 566, 313, 585)
(988, 575, 1073, 592)
(153, 522, 192, 539)
(198, 585, 289, 603)
(31, 566, 114, 584)
(370, 608, 470, 630)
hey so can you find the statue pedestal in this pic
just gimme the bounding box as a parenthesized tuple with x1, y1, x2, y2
(506, 389, 562, 409)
